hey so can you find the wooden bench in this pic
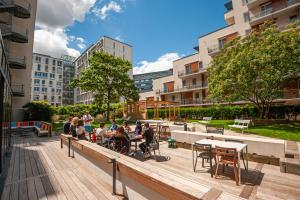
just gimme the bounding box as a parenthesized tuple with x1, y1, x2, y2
(199, 117, 212, 124)
(228, 119, 251, 133)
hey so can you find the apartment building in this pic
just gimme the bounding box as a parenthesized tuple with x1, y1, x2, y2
(31, 53, 64, 106)
(0, 0, 37, 120)
(143, 0, 300, 106)
(75, 36, 133, 104)
(61, 55, 75, 105)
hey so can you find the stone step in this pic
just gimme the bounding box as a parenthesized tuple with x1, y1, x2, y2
(285, 141, 299, 159)
(280, 157, 300, 176)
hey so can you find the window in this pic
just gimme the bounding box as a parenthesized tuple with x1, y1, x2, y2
(51, 96, 55, 101)
(192, 78, 197, 85)
(243, 12, 250, 22)
(45, 65, 48, 72)
(37, 64, 41, 71)
(52, 67, 55, 72)
(50, 74, 55, 79)
(182, 80, 186, 87)
(57, 68, 62, 74)
(33, 95, 39, 101)
(218, 37, 227, 49)
(199, 62, 203, 69)
(42, 88, 47, 92)
(59, 75, 62, 79)
(51, 88, 55, 92)
(45, 58, 49, 64)
(195, 93, 200, 99)
(35, 56, 41, 63)
(44, 95, 47, 100)
(42, 80, 45, 85)
(289, 15, 298, 23)
(260, 2, 272, 16)
(57, 61, 62, 66)
(34, 87, 40, 92)
(34, 79, 40, 85)
(172, 96, 175, 101)
(49, 81, 53, 86)
(53, 59, 56, 65)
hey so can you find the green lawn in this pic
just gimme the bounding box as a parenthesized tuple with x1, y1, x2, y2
(188, 119, 300, 142)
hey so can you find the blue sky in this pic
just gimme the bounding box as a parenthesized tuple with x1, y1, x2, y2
(34, 0, 228, 74)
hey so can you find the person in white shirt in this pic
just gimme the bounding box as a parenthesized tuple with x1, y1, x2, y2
(95, 122, 107, 144)
(83, 111, 93, 126)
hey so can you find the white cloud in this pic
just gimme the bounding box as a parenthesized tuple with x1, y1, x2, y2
(34, 0, 96, 58)
(115, 36, 124, 42)
(92, 1, 122, 20)
(133, 53, 182, 74)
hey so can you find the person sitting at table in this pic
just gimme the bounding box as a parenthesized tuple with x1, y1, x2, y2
(70, 117, 79, 137)
(108, 119, 118, 131)
(76, 119, 88, 140)
(95, 122, 107, 144)
(63, 114, 73, 134)
(134, 121, 142, 135)
(139, 123, 153, 158)
(122, 121, 132, 133)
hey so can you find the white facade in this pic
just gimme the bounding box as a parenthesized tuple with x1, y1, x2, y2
(75, 36, 133, 104)
(31, 53, 64, 106)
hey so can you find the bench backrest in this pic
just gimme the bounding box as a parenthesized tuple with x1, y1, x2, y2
(233, 119, 251, 127)
(203, 117, 212, 121)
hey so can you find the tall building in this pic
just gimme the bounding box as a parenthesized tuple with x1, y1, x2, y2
(31, 53, 63, 106)
(61, 55, 76, 105)
(144, 0, 299, 106)
(0, 0, 37, 120)
(75, 36, 133, 104)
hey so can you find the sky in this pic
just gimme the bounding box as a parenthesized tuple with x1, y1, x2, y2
(33, 0, 228, 74)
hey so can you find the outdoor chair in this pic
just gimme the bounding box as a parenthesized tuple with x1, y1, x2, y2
(206, 124, 224, 135)
(214, 146, 239, 185)
(193, 143, 214, 177)
(225, 139, 247, 171)
(147, 134, 161, 161)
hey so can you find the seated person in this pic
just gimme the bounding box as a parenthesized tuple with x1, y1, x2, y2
(63, 115, 73, 134)
(95, 122, 107, 144)
(122, 121, 132, 133)
(139, 123, 154, 158)
(134, 121, 142, 135)
(76, 119, 88, 140)
(70, 117, 79, 137)
(108, 119, 118, 131)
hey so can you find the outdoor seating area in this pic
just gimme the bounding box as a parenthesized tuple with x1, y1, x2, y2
(11, 121, 52, 137)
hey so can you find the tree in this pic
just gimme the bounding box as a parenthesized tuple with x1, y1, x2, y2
(71, 52, 139, 120)
(208, 21, 300, 119)
(23, 101, 54, 121)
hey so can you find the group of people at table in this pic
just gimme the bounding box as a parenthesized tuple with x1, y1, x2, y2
(63, 112, 154, 157)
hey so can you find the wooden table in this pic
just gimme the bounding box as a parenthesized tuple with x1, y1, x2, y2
(192, 139, 248, 183)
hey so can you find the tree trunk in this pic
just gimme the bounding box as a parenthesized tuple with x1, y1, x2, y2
(106, 102, 110, 121)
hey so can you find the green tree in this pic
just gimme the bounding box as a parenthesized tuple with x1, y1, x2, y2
(71, 52, 139, 120)
(208, 21, 300, 119)
(23, 101, 54, 121)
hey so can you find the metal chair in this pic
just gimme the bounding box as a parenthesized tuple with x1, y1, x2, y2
(193, 143, 214, 177)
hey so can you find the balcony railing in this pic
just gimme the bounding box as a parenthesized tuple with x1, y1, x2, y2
(178, 68, 207, 78)
(8, 56, 26, 69)
(0, 23, 28, 43)
(11, 84, 24, 96)
(250, 0, 300, 22)
(180, 99, 211, 105)
(0, 0, 31, 18)
(207, 44, 221, 56)
(157, 83, 208, 94)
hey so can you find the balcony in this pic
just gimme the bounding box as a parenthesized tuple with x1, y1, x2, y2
(207, 44, 221, 56)
(178, 68, 207, 78)
(0, 0, 31, 18)
(0, 23, 28, 43)
(11, 84, 24, 96)
(245, 0, 271, 9)
(157, 83, 208, 95)
(250, 0, 300, 26)
(8, 56, 26, 69)
(180, 99, 212, 106)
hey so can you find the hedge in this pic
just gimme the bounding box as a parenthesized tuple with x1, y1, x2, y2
(147, 105, 300, 120)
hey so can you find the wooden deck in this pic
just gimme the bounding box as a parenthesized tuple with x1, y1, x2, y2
(1, 133, 300, 200)
(0, 133, 123, 200)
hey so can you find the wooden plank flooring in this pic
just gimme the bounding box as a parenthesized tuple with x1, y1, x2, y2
(0, 133, 121, 200)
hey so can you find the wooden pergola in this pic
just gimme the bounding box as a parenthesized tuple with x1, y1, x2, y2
(124, 100, 180, 120)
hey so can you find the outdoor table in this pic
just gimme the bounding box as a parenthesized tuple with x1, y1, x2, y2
(192, 139, 248, 183)
(128, 134, 143, 155)
(140, 120, 165, 138)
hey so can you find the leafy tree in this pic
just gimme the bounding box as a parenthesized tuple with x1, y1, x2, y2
(208, 21, 300, 119)
(71, 52, 139, 120)
(23, 101, 54, 121)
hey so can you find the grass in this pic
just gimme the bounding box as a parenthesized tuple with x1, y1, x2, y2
(188, 119, 300, 142)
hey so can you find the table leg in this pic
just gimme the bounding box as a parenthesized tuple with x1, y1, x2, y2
(238, 152, 241, 184)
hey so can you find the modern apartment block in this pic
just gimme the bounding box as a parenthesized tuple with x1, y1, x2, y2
(61, 55, 76, 105)
(142, 0, 299, 106)
(75, 36, 133, 104)
(0, 0, 37, 120)
(133, 69, 173, 93)
(31, 53, 64, 106)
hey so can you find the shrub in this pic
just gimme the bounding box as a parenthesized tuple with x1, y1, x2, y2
(23, 101, 54, 122)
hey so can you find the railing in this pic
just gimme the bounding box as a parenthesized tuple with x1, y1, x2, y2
(180, 99, 211, 105)
(157, 82, 208, 94)
(11, 84, 24, 95)
(250, 0, 300, 22)
(0, 0, 31, 12)
(178, 68, 207, 77)
(207, 44, 220, 55)
(0, 23, 28, 38)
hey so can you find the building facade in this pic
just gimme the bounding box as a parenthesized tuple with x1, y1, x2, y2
(0, 0, 37, 120)
(142, 0, 299, 106)
(75, 36, 133, 104)
(31, 53, 64, 106)
(61, 55, 76, 105)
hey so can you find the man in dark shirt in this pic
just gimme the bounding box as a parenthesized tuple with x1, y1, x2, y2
(63, 115, 73, 134)
(139, 123, 153, 158)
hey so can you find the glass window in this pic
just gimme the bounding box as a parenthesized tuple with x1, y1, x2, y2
(243, 12, 250, 22)
(34, 87, 40, 91)
(57, 61, 62, 66)
(45, 58, 49, 64)
(42, 88, 47, 92)
(44, 95, 47, 100)
(37, 64, 41, 71)
(35, 56, 41, 62)
(182, 80, 186, 87)
(50, 74, 55, 79)
(52, 67, 55, 72)
(192, 78, 197, 85)
(34, 79, 40, 84)
(49, 81, 53, 86)
(45, 65, 48, 72)
(42, 80, 45, 85)
(195, 93, 200, 99)
(53, 59, 56, 65)
(260, 2, 272, 16)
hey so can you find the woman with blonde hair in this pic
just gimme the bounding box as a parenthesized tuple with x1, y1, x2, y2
(70, 117, 79, 137)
